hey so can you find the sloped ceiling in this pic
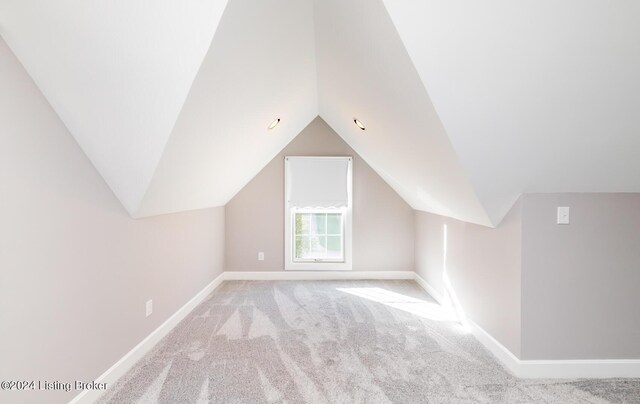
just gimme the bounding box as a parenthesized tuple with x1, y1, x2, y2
(136, 0, 318, 217)
(0, 0, 229, 214)
(314, 0, 491, 226)
(382, 0, 640, 225)
(2, 0, 639, 226)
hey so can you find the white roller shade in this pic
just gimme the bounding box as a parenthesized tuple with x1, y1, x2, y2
(286, 156, 351, 208)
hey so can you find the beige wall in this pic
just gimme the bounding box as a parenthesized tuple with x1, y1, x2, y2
(0, 38, 225, 404)
(225, 117, 414, 271)
(414, 200, 522, 357)
(416, 192, 640, 361)
(521, 193, 640, 360)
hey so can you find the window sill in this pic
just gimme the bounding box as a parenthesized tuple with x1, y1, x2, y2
(285, 261, 352, 271)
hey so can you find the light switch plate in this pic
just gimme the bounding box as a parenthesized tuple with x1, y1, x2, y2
(258, 252, 265, 261)
(557, 207, 570, 225)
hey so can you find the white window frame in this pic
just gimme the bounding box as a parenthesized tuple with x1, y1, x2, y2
(291, 208, 346, 263)
(284, 156, 352, 271)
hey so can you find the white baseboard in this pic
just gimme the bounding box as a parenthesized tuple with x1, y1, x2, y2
(465, 317, 523, 377)
(69, 270, 413, 403)
(514, 359, 640, 379)
(413, 272, 445, 305)
(224, 270, 415, 281)
(413, 273, 640, 379)
(73, 270, 640, 404)
(69, 272, 226, 404)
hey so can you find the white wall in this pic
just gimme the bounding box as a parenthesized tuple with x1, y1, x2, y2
(0, 37, 225, 404)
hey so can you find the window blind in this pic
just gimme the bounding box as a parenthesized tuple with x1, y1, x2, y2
(286, 157, 350, 208)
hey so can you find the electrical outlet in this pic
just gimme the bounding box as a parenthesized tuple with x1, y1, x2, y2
(146, 299, 153, 317)
(557, 207, 570, 225)
(258, 252, 265, 261)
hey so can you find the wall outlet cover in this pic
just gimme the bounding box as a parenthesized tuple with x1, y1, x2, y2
(146, 299, 153, 317)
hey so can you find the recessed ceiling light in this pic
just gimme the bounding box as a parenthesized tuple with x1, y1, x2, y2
(353, 118, 365, 130)
(268, 118, 281, 130)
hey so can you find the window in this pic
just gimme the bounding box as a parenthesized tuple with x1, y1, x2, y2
(284, 156, 352, 270)
(293, 209, 344, 262)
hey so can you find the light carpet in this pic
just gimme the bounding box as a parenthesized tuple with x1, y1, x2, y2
(98, 280, 640, 403)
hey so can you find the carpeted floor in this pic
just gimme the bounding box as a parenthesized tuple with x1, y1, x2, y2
(98, 280, 640, 403)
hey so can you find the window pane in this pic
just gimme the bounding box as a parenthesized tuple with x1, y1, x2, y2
(295, 236, 309, 259)
(295, 213, 310, 235)
(327, 213, 342, 234)
(309, 236, 326, 258)
(326, 236, 342, 259)
(312, 213, 326, 234)
(294, 210, 344, 261)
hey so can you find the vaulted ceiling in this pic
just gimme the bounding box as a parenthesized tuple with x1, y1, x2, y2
(2, 0, 639, 227)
